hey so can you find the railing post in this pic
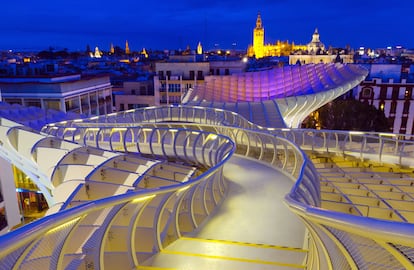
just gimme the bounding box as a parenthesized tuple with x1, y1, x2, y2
(379, 136, 384, 163)
(360, 136, 366, 161)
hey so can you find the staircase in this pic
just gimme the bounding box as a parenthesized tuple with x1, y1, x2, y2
(310, 153, 414, 222)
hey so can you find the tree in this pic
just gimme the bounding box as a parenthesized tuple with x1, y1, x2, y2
(303, 99, 391, 132)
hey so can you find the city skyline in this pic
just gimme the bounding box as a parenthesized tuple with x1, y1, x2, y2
(0, 0, 413, 52)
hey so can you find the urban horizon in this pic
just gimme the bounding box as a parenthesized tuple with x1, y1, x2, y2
(0, 37, 414, 52)
(1, 0, 413, 52)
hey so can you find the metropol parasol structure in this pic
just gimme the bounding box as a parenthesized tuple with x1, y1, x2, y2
(1, 63, 414, 269)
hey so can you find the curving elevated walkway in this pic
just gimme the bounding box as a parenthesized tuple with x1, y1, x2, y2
(1, 105, 414, 269)
(144, 156, 307, 269)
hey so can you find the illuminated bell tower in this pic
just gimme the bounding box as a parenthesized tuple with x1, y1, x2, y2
(253, 12, 264, 59)
(197, 42, 203, 55)
(125, 40, 130, 54)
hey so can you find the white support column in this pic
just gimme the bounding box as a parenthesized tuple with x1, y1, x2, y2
(166, 77, 169, 105)
(78, 94, 83, 114)
(180, 76, 183, 104)
(87, 92, 92, 116)
(60, 99, 66, 113)
(0, 157, 21, 234)
(40, 98, 45, 110)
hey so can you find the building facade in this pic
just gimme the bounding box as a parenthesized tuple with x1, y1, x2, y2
(113, 79, 159, 111)
(209, 60, 246, 76)
(355, 64, 414, 136)
(0, 74, 113, 116)
(154, 62, 210, 105)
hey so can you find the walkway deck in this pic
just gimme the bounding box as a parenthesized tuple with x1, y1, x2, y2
(144, 156, 307, 269)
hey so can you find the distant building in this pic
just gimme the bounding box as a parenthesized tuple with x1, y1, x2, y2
(289, 29, 354, 65)
(90, 46, 103, 58)
(0, 74, 113, 116)
(113, 79, 158, 111)
(354, 64, 414, 136)
(247, 13, 306, 59)
(154, 61, 209, 105)
(153, 53, 247, 105)
(306, 28, 325, 53)
(209, 60, 246, 76)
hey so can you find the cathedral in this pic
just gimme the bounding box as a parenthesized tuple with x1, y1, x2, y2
(247, 13, 306, 59)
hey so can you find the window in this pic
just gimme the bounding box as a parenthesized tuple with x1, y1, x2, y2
(215, 69, 220, 75)
(158, 71, 164, 79)
(389, 117, 395, 131)
(131, 89, 136, 95)
(134, 104, 149, 108)
(168, 84, 181, 92)
(403, 100, 410, 114)
(400, 116, 408, 133)
(189, 70, 195, 80)
(361, 87, 372, 98)
(225, 69, 230, 75)
(391, 87, 399, 100)
(65, 97, 80, 112)
(379, 87, 387, 100)
(120, 104, 125, 111)
(197, 70, 203, 80)
(44, 99, 61, 110)
(160, 83, 166, 92)
(166, 71, 171, 79)
(25, 99, 41, 108)
(390, 101, 397, 114)
(401, 116, 408, 128)
(185, 84, 193, 91)
(4, 98, 22, 105)
(139, 86, 146, 95)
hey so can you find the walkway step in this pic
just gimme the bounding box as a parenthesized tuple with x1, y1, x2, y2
(137, 266, 177, 270)
(180, 237, 308, 252)
(144, 237, 307, 270)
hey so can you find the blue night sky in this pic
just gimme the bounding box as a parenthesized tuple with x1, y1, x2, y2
(1, 0, 413, 52)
